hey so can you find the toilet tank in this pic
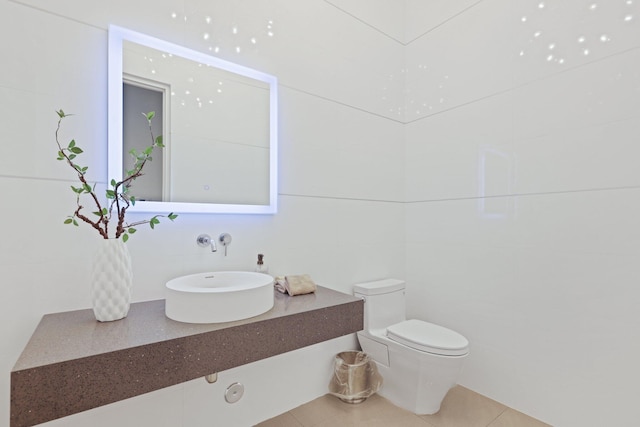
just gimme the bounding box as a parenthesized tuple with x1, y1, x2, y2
(353, 279, 406, 331)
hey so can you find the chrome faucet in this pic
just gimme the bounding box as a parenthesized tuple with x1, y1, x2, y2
(196, 234, 217, 252)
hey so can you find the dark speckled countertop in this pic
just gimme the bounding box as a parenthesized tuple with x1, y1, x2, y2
(11, 286, 363, 427)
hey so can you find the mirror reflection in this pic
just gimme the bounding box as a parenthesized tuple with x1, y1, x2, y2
(108, 26, 278, 214)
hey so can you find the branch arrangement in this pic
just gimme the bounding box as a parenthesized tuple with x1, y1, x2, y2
(55, 109, 177, 241)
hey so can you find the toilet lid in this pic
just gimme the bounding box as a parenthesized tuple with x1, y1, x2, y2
(387, 319, 469, 356)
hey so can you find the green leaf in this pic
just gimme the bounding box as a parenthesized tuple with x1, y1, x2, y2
(110, 179, 117, 187)
(143, 146, 153, 156)
(83, 183, 92, 193)
(122, 233, 129, 243)
(92, 211, 102, 217)
(69, 146, 83, 154)
(149, 216, 160, 229)
(72, 219, 79, 226)
(68, 139, 76, 148)
(128, 227, 137, 234)
(56, 109, 65, 118)
(64, 218, 73, 224)
(106, 189, 115, 199)
(168, 213, 178, 221)
(155, 135, 164, 147)
(68, 154, 76, 160)
(130, 196, 136, 206)
(145, 111, 155, 121)
(102, 207, 108, 215)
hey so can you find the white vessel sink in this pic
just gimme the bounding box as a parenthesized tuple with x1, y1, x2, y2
(165, 271, 274, 324)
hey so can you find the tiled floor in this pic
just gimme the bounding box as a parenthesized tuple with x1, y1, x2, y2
(256, 386, 551, 427)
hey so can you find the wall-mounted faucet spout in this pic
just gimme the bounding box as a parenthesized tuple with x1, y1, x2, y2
(196, 234, 217, 252)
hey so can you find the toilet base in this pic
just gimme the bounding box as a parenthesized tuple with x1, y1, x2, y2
(361, 335, 466, 415)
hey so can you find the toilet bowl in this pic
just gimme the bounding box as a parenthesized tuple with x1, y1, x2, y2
(353, 279, 469, 414)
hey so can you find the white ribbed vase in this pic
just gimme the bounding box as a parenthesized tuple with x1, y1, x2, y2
(90, 238, 133, 322)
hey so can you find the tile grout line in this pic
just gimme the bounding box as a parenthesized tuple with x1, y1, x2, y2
(485, 406, 509, 427)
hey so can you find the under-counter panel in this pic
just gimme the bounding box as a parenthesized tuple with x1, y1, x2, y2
(11, 286, 363, 427)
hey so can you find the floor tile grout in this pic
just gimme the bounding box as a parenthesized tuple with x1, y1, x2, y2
(486, 406, 509, 427)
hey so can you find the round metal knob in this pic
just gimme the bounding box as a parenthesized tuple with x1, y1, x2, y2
(196, 234, 212, 248)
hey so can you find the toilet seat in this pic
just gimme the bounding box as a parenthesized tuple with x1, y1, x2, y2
(386, 319, 469, 356)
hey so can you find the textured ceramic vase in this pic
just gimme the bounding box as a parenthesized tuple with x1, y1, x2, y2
(90, 238, 133, 322)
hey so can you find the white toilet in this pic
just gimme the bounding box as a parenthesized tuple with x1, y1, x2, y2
(353, 279, 469, 415)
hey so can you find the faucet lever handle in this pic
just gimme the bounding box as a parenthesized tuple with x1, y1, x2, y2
(219, 233, 232, 256)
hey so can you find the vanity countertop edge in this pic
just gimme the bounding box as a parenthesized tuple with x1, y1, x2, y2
(10, 286, 364, 427)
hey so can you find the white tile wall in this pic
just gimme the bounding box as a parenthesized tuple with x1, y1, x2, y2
(0, 0, 403, 426)
(406, 0, 640, 426)
(279, 87, 405, 201)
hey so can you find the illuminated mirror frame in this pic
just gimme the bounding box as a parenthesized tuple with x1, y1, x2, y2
(108, 25, 278, 214)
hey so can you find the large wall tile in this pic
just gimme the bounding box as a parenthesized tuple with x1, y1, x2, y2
(406, 91, 515, 201)
(405, 0, 515, 121)
(513, 48, 640, 141)
(180, 335, 356, 426)
(279, 87, 404, 201)
(514, 116, 640, 194)
(512, 0, 640, 86)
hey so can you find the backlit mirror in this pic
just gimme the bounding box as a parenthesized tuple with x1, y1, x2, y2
(108, 25, 278, 214)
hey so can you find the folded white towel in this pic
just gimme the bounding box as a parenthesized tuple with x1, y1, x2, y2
(274, 276, 287, 294)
